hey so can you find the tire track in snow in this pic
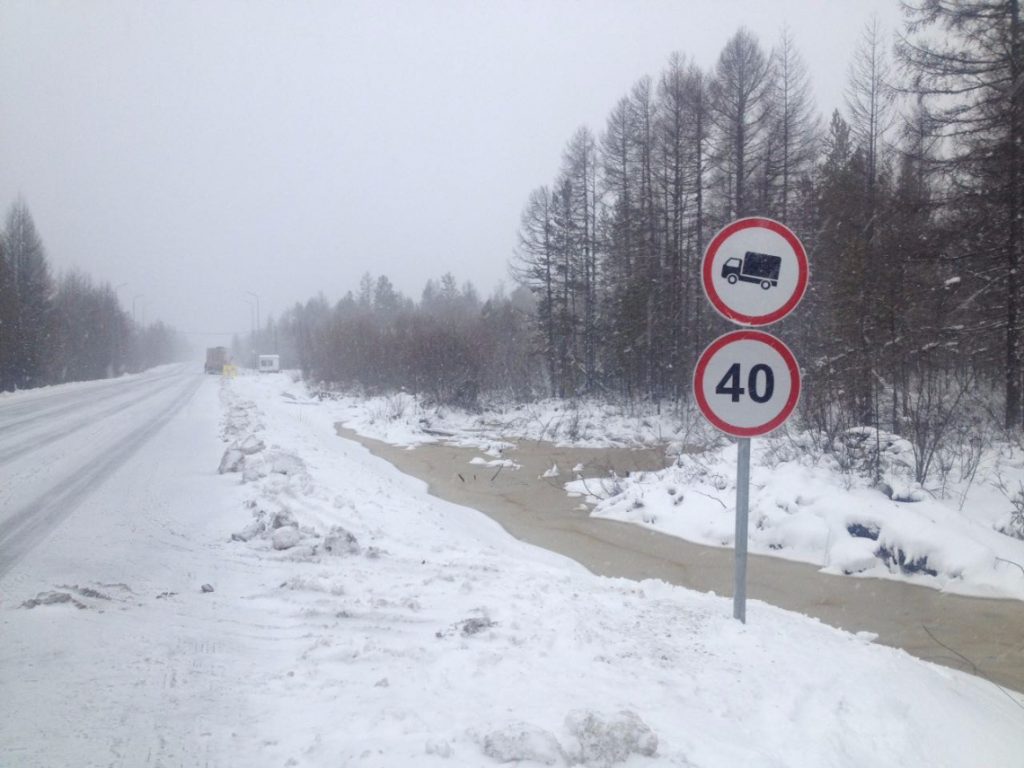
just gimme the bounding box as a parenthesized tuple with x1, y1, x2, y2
(0, 374, 203, 580)
(0, 374, 185, 465)
(0, 368, 181, 426)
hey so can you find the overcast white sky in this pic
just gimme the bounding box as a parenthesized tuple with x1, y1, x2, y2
(0, 0, 901, 348)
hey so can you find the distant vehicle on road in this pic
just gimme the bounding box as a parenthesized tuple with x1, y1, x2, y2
(205, 346, 229, 374)
(258, 354, 280, 373)
(721, 251, 782, 290)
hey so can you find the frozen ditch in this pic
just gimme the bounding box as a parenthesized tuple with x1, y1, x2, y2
(335, 425, 1024, 695)
(202, 373, 1024, 765)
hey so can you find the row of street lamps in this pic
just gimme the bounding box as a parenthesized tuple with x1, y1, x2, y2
(114, 283, 267, 365)
(115, 283, 262, 333)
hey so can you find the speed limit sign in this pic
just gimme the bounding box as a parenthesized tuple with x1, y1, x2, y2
(693, 330, 801, 438)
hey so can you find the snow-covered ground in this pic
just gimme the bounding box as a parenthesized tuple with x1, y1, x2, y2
(325, 391, 702, 450)
(325, 391, 1024, 602)
(2, 372, 1023, 766)
(569, 437, 1024, 602)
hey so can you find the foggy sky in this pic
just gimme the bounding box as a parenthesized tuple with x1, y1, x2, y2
(0, 0, 900, 350)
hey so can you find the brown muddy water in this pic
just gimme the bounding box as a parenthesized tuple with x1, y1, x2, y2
(336, 425, 1024, 694)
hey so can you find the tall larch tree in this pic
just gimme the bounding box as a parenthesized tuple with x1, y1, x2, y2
(514, 186, 560, 394)
(844, 16, 896, 424)
(769, 26, 821, 223)
(710, 28, 774, 219)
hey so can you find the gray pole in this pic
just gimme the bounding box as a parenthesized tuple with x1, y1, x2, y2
(246, 291, 260, 339)
(734, 437, 751, 623)
(246, 290, 261, 367)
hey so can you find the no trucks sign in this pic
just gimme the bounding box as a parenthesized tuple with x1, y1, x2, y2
(701, 217, 808, 327)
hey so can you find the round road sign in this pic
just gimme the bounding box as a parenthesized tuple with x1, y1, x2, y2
(693, 330, 801, 438)
(702, 217, 808, 326)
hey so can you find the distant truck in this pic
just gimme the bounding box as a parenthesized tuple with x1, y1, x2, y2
(721, 251, 781, 290)
(258, 354, 280, 374)
(205, 346, 229, 374)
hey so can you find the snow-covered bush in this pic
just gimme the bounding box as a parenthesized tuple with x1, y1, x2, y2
(367, 392, 416, 423)
(996, 481, 1024, 541)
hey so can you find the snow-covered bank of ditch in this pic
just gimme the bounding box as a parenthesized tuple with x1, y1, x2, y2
(216, 373, 1024, 766)
(314, 387, 1024, 601)
(565, 433, 1024, 601)
(322, 390, 705, 450)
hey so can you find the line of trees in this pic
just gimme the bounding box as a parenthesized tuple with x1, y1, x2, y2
(272, 273, 539, 406)
(0, 199, 187, 391)
(515, 27, 821, 403)
(512, 3, 1023, 435)
(273, 2, 1021, 449)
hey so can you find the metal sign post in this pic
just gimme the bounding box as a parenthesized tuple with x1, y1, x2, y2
(695, 217, 808, 624)
(734, 437, 750, 622)
(694, 331, 799, 624)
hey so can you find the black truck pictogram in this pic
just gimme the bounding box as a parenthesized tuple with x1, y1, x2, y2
(721, 251, 781, 290)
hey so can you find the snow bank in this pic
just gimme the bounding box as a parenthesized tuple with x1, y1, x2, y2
(567, 437, 1024, 600)
(212, 373, 1024, 765)
(322, 389, 708, 450)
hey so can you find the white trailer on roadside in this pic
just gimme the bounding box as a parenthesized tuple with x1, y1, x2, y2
(257, 354, 280, 373)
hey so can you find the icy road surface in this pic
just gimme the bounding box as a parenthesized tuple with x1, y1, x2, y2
(0, 365, 202, 578)
(0, 368, 242, 766)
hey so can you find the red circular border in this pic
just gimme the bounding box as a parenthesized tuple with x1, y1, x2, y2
(693, 330, 801, 437)
(701, 217, 809, 326)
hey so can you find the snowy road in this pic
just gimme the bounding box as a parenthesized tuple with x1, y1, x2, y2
(0, 365, 202, 578)
(0, 368, 254, 767)
(2, 371, 1023, 767)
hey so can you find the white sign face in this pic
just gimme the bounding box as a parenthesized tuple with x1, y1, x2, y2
(702, 217, 808, 326)
(693, 330, 800, 437)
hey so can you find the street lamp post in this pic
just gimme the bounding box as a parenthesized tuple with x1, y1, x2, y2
(245, 290, 261, 370)
(241, 298, 255, 334)
(112, 283, 128, 376)
(245, 291, 261, 342)
(241, 297, 255, 370)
